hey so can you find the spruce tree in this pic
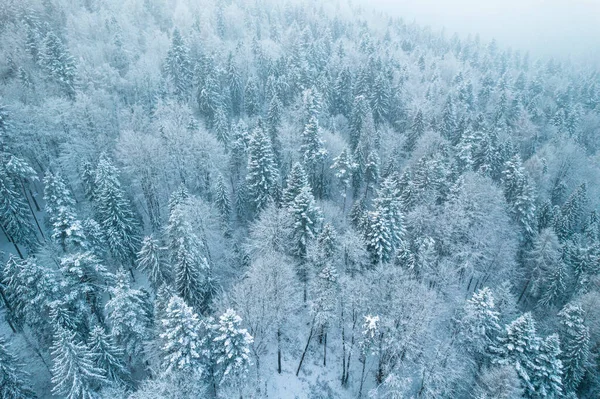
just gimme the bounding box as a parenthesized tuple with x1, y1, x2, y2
(333, 67, 353, 117)
(0, 154, 37, 250)
(0, 335, 36, 399)
(349, 95, 369, 151)
(532, 334, 564, 398)
(213, 105, 230, 150)
(88, 325, 130, 387)
(50, 326, 106, 399)
(300, 115, 327, 195)
(244, 76, 261, 116)
(246, 124, 279, 214)
(213, 308, 253, 384)
(372, 175, 404, 255)
(266, 95, 284, 165)
(405, 109, 425, 152)
(226, 54, 243, 116)
(370, 73, 390, 125)
(105, 271, 153, 359)
(3, 255, 59, 332)
(502, 155, 536, 238)
(558, 304, 590, 393)
(94, 158, 140, 264)
(492, 313, 539, 396)
(364, 150, 380, 198)
(214, 175, 231, 236)
(459, 288, 501, 362)
(164, 29, 192, 102)
(136, 235, 170, 289)
(40, 31, 77, 98)
(159, 295, 203, 374)
(365, 210, 392, 265)
(44, 171, 87, 251)
(282, 162, 310, 208)
(290, 186, 322, 258)
(166, 202, 210, 310)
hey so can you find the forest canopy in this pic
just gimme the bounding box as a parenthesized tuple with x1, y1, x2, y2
(1, 0, 600, 398)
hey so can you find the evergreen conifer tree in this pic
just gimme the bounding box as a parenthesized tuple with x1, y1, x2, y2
(94, 158, 140, 264)
(246, 125, 279, 214)
(88, 325, 130, 387)
(558, 304, 590, 393)
(136, 235, 170, 289)
(50, 326, 106, 399)
(0, 335, 36, 399)
(159, 295, 204, 374)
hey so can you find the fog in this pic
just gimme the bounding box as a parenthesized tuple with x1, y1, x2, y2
(360, 0, 600, 64)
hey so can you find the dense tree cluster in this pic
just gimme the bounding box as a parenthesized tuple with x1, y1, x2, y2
(1, 0, 600, 397)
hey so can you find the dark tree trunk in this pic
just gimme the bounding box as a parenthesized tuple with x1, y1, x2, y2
(296, 318, 315, 376)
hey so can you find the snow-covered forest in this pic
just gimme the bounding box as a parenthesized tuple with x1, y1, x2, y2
(1, 0, 600, 397)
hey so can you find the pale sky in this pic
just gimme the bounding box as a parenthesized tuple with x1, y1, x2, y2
(358, 0, 600, 64)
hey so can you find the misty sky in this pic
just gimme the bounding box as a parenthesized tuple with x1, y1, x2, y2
(359, 0, 600, 64)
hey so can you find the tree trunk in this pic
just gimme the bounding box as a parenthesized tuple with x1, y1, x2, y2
(358, 356, 367, 398)
(323, 331, 327, 367)
(21, 180, 44, 241)
(296, 318, 315, 376)
(277, 327, 282, 374)
(341, 307, 346, 384)
(343, 308, 357, 385)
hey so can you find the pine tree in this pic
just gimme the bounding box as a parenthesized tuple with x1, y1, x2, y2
(94, 158, 140, 264)
(40, 31, 76, 98)
(282, 162, 310, 208)
(164, 29, 192, 101)
(290, 186, 322, 258)
(159, 295, 203, 374)
(214, 175, 232, 236)
(88, 325, 130, 387)
(105, 271, 153, 359)
(558, 304, 590, 393)
(44, 171, 87, 251)
(51, 326, 106, 399)
(213, 309, 253, 384)
(246, 124, 279, 214)
(166, 202, 210, 309)
(136, 235, 170, 289)
(0, 335, 36, 399)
